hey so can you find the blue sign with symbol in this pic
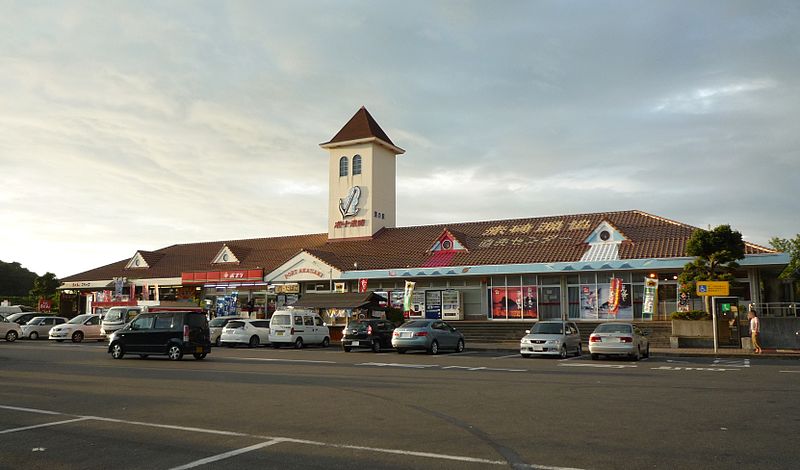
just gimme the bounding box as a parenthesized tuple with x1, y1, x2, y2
(699, 285, 708, 293)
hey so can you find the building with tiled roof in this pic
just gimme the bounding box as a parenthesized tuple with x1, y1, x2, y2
(60, 108, 790, 327)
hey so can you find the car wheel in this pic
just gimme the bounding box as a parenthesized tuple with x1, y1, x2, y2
(110, 343, 124, 359)
(455, 339, 465, 353)
(371, 340, 381, 353)
(29, 331, 39, 340)
(321, 337, 330, 348)
(343, 346, 351, 352)
(193, 353, 207, 360)
(139, 354, 148, 359)
(632, 347, 641, 362)
(644, 344, 650, 358)
(168, 344, 183, 361)
(396, 348, 406, 354)
(294, 337, 304, 349)
(5, 330, 17, 342)
(559, 345, 567, 359)
(576, 343, 583, 357)
(591, 353, 599, 360)
(248, 335, 260, 348)
(71, 331, 84, 343)
(428, 340, 439, 355)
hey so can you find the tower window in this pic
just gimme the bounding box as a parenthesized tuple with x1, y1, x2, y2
(339, 156, 348, 177)
(352, 155, 362, 175)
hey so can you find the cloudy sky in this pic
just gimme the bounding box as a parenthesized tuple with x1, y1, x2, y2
(1, 0, 798, 278)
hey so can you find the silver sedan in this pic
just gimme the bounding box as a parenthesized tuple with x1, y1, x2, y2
(589, 322, 650, 361)
(391, 319, 465, 355)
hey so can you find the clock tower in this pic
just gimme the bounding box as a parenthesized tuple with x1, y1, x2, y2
(321, 107, 404, 241)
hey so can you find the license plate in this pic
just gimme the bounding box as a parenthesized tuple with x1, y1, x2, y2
(276, 331, 284, 336)
(532, 346, 543, 351)
(195, 347, 203, 353)
(351, 341, 360, 346)
(603, 337, 620, 343)
(401, 332, 412, 338)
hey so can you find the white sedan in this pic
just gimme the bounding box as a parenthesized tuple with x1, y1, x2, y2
(220, 319, 270, 348)
(49, 314, 104, 343)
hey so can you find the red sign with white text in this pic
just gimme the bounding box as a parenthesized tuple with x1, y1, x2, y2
(182, 269, 264, 285)
(359, 279, 368, 293)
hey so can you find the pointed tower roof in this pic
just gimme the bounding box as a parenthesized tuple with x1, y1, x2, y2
(320, 106, 405, 154)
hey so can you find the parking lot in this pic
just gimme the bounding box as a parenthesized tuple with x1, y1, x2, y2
(1, 341, 798, 469)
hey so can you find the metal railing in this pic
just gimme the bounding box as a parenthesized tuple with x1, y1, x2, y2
(750, 303, 798, 318)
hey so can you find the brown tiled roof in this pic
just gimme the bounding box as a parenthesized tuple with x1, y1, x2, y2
(61, 210, 776, 282)
(321, 106, 397, 147)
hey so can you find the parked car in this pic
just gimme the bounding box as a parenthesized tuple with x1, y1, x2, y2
(220, 319, 271, 348)
(0, 305, 32, 317)
(589, 322, 650, 361)
(100, 306, 143, 335)
(268, 309, 330, 349)
(0, 316, 22, 342)
(49, 314, 103, 343)
(108, 311, 211, 361)
(6, 312, 52, 326)
(391, 319, 465, 355)
(342, 319, 396, 352)
(209, 316, 242, 346)
(520, 321, 582, 358)
(21, 316, 67, 340)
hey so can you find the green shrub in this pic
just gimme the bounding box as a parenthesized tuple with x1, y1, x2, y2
(670, 310, 711, 321)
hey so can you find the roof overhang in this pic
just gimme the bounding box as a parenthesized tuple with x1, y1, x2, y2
(266, 251, 343, 283)
(319, 136, 405, 155)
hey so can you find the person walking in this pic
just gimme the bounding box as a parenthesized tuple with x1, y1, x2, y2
(748, 310, 762, 354)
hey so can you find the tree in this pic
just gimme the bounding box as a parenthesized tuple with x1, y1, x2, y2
(769, 235, 800, 296)
(29, 272, 61, 307)
(0, 260, 38, 296)
(678, 225, 746, 312)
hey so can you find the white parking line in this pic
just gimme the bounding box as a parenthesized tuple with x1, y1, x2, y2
(559, 363, 637, 369)
(779, 370, 800, 373)
(0, 404, 587, 470)
(168, 439, 284, 470)
(0, 417, 91, 434)
(356, 362, 438, 369)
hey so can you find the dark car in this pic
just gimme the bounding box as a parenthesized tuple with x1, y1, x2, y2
(342, 319, 396, 352)
(108, 311, 211, 361)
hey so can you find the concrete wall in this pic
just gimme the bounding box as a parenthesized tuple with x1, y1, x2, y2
(759, 318, 800, 349)
(672, 320, 713, 337)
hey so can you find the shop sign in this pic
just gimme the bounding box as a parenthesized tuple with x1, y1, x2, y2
(182, 269, 264, 285)
(339, 186, 361, 218)
(38, 299, 52, 313)
(284, 268, 324, 280)
(334, 282, 346, 293)
(696, 281, 729, 297)
(358, 278, 368, 293)
(274, 283, 300, 294)
(334, 219, 366, 229)
(62, 280, 110, 289)
(425, 290, 442, 319)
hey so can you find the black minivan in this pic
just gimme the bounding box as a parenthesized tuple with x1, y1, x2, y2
(108, 311, 211, 361)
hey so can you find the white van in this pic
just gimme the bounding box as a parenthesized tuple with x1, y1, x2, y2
(100, 306, 143, 335)
(268, 309, 330, 349)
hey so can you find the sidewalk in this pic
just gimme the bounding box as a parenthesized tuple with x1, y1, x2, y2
(466, 341, 800, 359)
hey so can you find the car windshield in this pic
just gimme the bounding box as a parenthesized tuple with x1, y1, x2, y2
(271, 315, 290, 326)
(530, 323, 564, 334)
(26, 317, 44, 325)
(209, 318, 229, 327)
(227, 321, 245, 329)
(595, 324, 632, 334)
(7, 313, 26, 322)
(400, 321, 430, 329)
(68, 315, 92, 324)
(104, 308, 124, 322)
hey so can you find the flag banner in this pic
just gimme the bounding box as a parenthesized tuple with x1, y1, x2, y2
(608, 278, 623, 315)
(403, 281, 416, 311)
(643, 278, 658, 319)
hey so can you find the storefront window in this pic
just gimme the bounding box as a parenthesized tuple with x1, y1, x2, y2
(538, 286, 561, 320)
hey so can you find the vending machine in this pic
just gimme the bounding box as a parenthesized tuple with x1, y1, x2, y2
(441, 290, 463, 320)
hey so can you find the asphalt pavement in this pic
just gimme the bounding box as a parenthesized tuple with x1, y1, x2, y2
(0, 340, 798, 469)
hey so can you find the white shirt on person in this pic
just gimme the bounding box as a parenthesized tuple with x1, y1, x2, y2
(750, 316, 760, 334)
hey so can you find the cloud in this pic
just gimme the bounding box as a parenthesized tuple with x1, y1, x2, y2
(651, 79, 777, 114)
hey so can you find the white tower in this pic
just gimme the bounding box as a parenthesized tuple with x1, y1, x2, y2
(320, 107, 404, 241)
